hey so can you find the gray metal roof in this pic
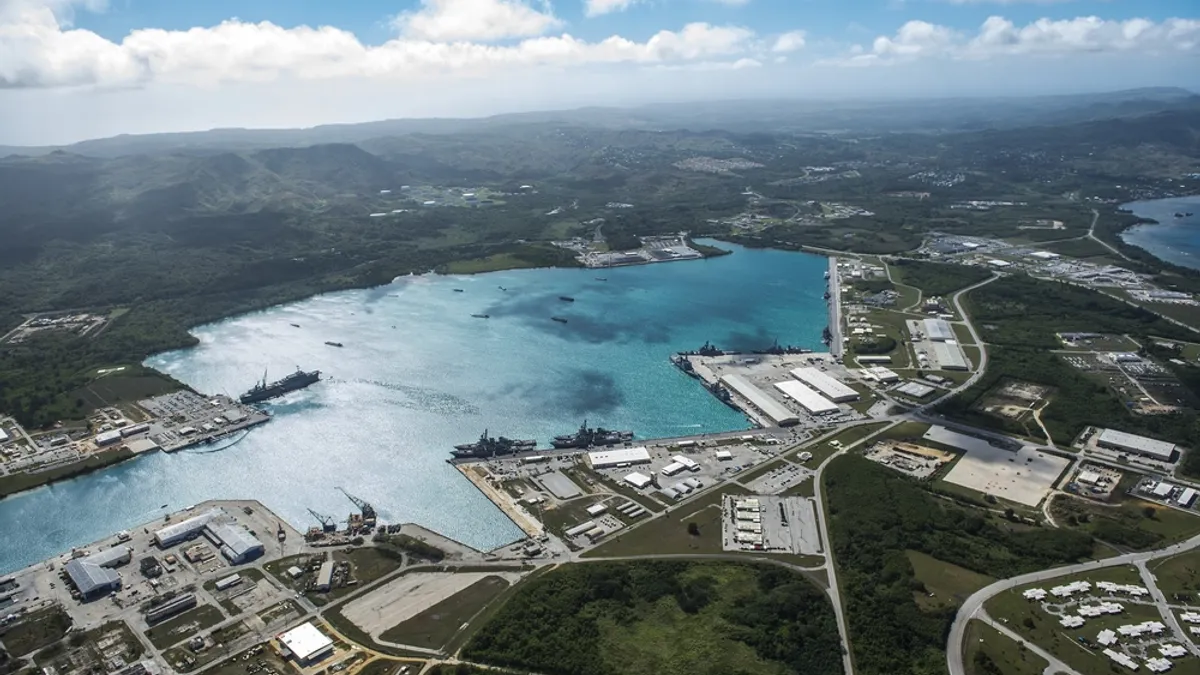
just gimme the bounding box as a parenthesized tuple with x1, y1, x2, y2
(66, 558, 121, 596)
(209, 522, 263, 559)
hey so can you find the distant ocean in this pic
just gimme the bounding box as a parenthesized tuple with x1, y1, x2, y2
(1120, 195, 1200, 271)
(0, 240, 831, 575)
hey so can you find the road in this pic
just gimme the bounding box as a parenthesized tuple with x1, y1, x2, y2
(828, 256, 843, 359)
(1084, 208, 1135, 262)
(946, 532, 1200, 675)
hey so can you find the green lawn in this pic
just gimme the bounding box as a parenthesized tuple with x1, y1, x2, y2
(538, 496, 615, 542)
(202, 568, 265, 616)
(0, 606, 72, 657)
(962, 619, 1048, 675)
(143, 604, 225, 650)
(984, 566, 1167, 675)
(906, 550, 996, 612)
(566, 466, 664, 514)
(953, 323, 977, 345)
(790, 422, 892, 466)
(1052, 496, 1200, 551)
(379, 576, 511, 650)
(1150, 549, 1200, 601)
(582, 485, 745, 557)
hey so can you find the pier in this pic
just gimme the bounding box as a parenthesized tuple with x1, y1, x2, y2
(827, 256, 843, 359)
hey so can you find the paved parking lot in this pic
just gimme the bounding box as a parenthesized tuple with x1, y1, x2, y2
(722, 495, 821, 555)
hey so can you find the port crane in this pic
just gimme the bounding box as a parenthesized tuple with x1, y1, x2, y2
(307, 509, 337, 533)
(338, 487, 378, 531)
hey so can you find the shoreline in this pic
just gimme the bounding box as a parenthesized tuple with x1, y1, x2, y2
(1116, 195, 1200, 273)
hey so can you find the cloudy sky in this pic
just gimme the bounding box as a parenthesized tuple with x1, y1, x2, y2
(0, 0, 1197, 144)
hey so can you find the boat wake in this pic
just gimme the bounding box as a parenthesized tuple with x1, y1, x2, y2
(185, 430, 251, 454)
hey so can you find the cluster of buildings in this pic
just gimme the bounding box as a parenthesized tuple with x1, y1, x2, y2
(63, 507, 264, 601)
(914, 318, 969, 371)
(719, 366, 863, 425)
(731, 498, 763, 548)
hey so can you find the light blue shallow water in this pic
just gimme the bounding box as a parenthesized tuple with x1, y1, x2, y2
(0, 241, 830, 574)
(1120, 195, 1200, 271)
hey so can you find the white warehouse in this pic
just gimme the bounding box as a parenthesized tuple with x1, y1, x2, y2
(923, 318, 955, 342)
(932, 342, 969, 371)
(1096, 429, 1177, 462)
(773, 380, 839, 415)
(588, 446, 652, 469)
(720, 374, 800, 427)
(788, 368, 858, 402)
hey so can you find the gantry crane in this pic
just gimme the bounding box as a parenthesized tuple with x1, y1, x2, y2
(338, 487, 377, 530)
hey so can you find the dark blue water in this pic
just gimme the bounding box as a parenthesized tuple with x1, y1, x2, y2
(1120, 195, 1200, 271)
(0, 241, 830, 573)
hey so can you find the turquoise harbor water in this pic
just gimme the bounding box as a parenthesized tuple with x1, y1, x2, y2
(0, 242, 830, 574)
(1120, 195, 1200, 271)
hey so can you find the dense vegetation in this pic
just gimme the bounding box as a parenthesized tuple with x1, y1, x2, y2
(825, 456, 1092, 675)
(463, 561, 842, 675)
(940, 275, 1200, 445)
(888, 259, 992, 297)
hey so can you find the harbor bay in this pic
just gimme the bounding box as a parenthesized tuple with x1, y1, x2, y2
(0, 241, 830, 575)
(1120, 195, 1200, 271)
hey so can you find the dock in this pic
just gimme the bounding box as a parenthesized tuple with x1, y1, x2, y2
(455, 463, 545, 538)
(828, 256, 843, 359)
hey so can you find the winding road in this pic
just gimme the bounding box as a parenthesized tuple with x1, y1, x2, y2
(946, 533, 1200, 675)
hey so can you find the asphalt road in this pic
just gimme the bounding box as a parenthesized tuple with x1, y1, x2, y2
(946, 533, 1200, 675)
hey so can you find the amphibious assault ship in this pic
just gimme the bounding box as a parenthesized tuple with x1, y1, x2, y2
(551, 420, 634, 449)
(239, 369, 321, 404)
(451, 430, 537, 459)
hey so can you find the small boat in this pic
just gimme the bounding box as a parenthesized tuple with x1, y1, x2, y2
(160, 504, 168, 509)
(290, 323, 301, 328)
(559, 296, 575, 302)
(551, 316, 568, 324)
(325, 341, 344, 348)
(595, 277, 607, 281)
(472, 314, 490, 319)
(453, 289, 465, 293)
(498, 286, 508, 291)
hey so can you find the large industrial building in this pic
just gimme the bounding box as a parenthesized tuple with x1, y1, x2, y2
(923, 318, 955, 342)
(788, 368, 858, 402)
(773, 380, 839, 415)
(1096, 429, 1177, 463)
(277, 622, 334, 665)
(65, 546, 132, 600)
(154, 508, 264, 564)
(587, 446, 652, 469)
(931, 342, 969, 371)
(720, 374, 800, 426)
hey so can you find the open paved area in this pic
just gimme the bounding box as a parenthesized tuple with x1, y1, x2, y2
(340, 571, 523, 638)
(928, 426, 1069, 507)
(722, 495, 821, 555)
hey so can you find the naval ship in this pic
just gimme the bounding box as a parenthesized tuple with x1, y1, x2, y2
(239, 369, 321, 404)
(551, 421, 634, 449)
(451, 430, 537, 459)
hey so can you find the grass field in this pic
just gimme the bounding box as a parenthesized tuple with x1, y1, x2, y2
(907, 550, 996, 612)
(379, 576, 511, 650)
(1150, 550, 1200, 601)
(962, 346, 982, 370)
(582, 485, 746, 558)
(0, 606, 72, 657)
(144, 604, 225, 650)
(983, 565, 1168, 675)
(962, 619, 1048, 675)
(790, 422, 892, 466)
(161, 620, 250, 672)
(1052, 496, 1200, 551)
(567, 466, 664, 513)
(200, 643, 293, 675)
(953, 322, 976, 345)
(202, 568, 265, 615)
(538, 495, 614, 540)
(74, 374, 181, 412)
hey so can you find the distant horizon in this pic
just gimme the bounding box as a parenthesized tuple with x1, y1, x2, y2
(2, 84, 1196, 150)
(3, 0, 1199, 145)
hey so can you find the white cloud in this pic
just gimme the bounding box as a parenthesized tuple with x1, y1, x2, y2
(771, 30, 806, 53)
(393, 0, 561, 42)
(0, 0, 761, 88)
(830, 15, 1200, 65)
(585, 0, 751, 18)
(584, 0, 639, 16)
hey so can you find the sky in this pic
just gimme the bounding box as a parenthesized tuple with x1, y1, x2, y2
(0, 0, 1197, 145)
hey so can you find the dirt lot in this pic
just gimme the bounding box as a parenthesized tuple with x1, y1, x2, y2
(339, 571, 524, 639)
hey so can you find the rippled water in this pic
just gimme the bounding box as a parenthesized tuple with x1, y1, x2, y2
(1120, 195, 1200, 271)
(0, 241, 829, 574)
